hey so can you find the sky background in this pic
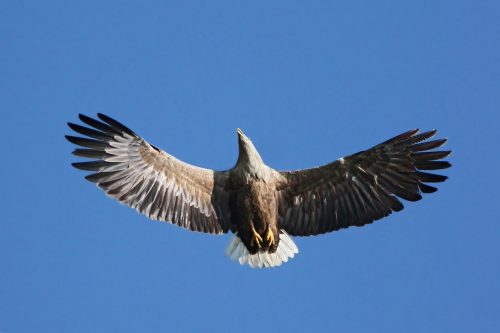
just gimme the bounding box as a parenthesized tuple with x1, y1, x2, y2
(1, 1, 499, 332)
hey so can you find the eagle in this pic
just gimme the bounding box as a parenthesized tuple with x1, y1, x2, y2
(66, 114, 451, 268)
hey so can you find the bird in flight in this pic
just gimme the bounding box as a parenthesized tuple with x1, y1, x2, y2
(66, 114, 451, 268)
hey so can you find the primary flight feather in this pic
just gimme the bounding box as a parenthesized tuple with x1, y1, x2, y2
(66, 114, 451, 268)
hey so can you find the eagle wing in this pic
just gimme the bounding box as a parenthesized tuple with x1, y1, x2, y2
(276, 129, 451, 236)
(66, 114, 231, 234)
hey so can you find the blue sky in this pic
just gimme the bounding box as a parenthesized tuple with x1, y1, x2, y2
(1, 1, 499, 332)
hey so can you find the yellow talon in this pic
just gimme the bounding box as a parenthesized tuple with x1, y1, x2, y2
(251, 226, 263, 248)
(265, 228, 275, 246)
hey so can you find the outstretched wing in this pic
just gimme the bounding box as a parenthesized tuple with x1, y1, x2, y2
(66, 114, 231, 234)
(276, 129, 451, 236)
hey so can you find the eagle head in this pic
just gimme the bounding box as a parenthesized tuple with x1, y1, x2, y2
(236, 128, 267, 177)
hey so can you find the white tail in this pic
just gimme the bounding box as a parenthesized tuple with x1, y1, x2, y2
(224, 230, 299, 268)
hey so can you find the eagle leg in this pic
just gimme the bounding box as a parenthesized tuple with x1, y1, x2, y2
(265, 228, 275, 247)
(250, 225, 263, 248)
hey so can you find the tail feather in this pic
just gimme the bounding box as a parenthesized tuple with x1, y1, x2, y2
(225, 230, 299, 268)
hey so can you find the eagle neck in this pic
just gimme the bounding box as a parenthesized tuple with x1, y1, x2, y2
(235, 141, 272, 183)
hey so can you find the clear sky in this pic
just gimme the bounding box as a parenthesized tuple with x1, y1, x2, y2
(1, 1, 499, 332)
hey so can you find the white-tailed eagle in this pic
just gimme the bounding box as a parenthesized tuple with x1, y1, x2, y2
(66, 114, 451, 268)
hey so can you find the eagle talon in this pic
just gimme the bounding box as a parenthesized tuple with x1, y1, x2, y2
(265, 228, 275, 246)
(251, 226, 263, 248)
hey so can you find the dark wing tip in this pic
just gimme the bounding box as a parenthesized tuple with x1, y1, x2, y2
(415, 160, 452, 170)
(97, 113, 136, 136)
(71, 161, 103, 171)
(413, 150, 452, 160)
(65, 135, 79, 144)
(407, 129, 438, 145)
(72, 148, 110, 159)
(416, 171, 448, 183)
(384, 129, 420, 144)
(78, 113, 93, 123)
(410, 138, 448, 152)
(65, 135, 107, 149)
(77, 114, 121, 136)
(419, 183, 438, 193)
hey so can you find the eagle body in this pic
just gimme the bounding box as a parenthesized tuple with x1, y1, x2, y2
(227, 129, 281, 255)
(229, 175, 279, 254)
(66, 114, 451, 268)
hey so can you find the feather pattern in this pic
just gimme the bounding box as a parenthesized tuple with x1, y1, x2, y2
(67, 115, 451, 268)
(225, 230, 298, 268)
(276, 129, 451, 236)
(66, 114, 231, 234)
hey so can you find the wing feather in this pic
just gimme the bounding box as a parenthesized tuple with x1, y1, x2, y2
(277, 129, 450, 236)
(67, 114, 231, 234)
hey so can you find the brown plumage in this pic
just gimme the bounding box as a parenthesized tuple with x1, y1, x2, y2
(66, 114, 451, 268)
